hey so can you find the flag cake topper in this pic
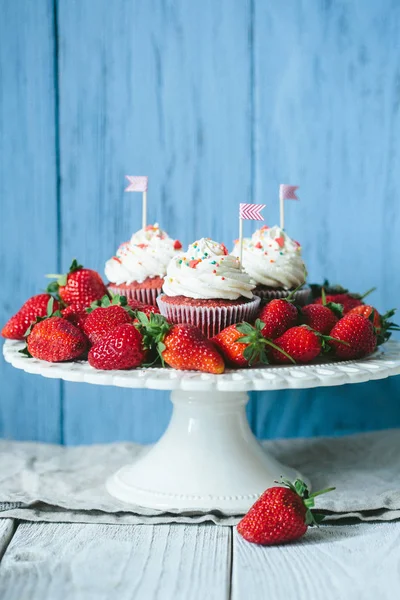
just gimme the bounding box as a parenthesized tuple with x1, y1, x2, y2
(125, 176, 149, 229)
(279, 184, 299, 230)
(238, 202, 266, 265)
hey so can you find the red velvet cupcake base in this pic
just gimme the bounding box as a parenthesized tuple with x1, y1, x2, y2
(157, 294, 261, 338)
(108, 285, 162, 307)
(254, 287, 311, 306)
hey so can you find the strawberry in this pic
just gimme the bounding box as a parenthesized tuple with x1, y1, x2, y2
(347, 305, 400, 345)
(136, 313, 225, 374)
(26, 316, 88, 362)
(83, 305, 133, 344)
(301, 304, 339, 334)
(88, 323, 146, 370)
(313, 286, 376, 315)
(162, 325, 225, 374)
(315, 293, 363, 314)
(47, 259, 108, 306)
(237, 478, 334, 546)
(2, 294, 60, 340)
(212, 320, 294, 368)
(348, 304, 382, 331)
(269, 326, 322, 364)
(126, 298, 160, 318)
(301, 289, 343, 334)
(329, 313, 377, 359)
(259, 299, 298, 339)
(61, 303, 89, 330)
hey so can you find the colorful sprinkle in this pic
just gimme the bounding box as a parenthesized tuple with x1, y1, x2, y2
(221, 277, 225, 280)
(255, 242, 262, 249)
(270, 259, 275, 263)
(174, 240, 182, 250)
(275, 236, 285, 248)
(189, 259, 201, 269)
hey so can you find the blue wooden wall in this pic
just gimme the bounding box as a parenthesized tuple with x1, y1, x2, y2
(1, 0, 400, 445)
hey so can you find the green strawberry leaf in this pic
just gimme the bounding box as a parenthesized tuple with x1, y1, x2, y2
(46, 281, 60, 296)
(236, 322, 255, 335)
(19, 346, 32, 358)
(46, 297, 54, 317)
(311, 512, 326, 525)
(326, 301, 344, 318)
(68, 258, 83, 274)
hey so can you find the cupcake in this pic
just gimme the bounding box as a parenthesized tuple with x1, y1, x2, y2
(157, 238, 261, 337)
(105, 224, 182, 306)
(232, 225, 310, 305)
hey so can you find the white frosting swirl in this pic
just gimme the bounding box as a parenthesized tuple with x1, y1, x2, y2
(232, 225, 306, 289)
(162, 238, 256, 300)
(105, 224, 182, 285)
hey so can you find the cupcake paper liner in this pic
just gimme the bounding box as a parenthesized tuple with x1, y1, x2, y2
(253, 287, 311, 306)
(108, 285, 161, 307)
(157, 295, 261, 338)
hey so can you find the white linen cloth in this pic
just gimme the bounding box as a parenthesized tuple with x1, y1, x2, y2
(0, 429, 399, 526)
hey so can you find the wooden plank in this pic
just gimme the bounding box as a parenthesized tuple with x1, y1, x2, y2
(251, 0, 400, 439)
(232, 522, 400, 600)
(0, 520, 16, 562)
(0, 0, 62, 442)
(0, 522, 231, 600)
(57, 0, 253, 444)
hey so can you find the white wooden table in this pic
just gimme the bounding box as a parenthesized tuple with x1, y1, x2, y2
(0, 519, 398, 599)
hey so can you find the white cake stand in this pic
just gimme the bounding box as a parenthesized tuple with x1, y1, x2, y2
(3, 339, 400, 514)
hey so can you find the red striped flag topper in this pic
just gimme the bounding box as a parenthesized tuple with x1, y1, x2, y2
(239, 203, 266, 221)
(279, 184, 298, 201)
(125, 176, 148, 229)
(238, 203, 266, 265)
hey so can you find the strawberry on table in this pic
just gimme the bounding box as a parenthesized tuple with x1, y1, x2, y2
(329, 313, 377, 359)
(269, 325, 322, 364)
(47, 259, 108, 306)
(88, 323, 146, 370)
(26, 316, 88, 362)
(136, 313, 225, 374)
(258, 298, 298, 339)
(237, 478, 335, 546)
(2, 293, 60, 340)
(212, 320, 294, 368)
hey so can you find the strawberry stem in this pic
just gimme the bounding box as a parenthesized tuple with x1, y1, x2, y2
(360, 287, 376, 301)
(236, 320, 296, 365)
(278, 477, 335, 527)
(308, 487, 336, 499)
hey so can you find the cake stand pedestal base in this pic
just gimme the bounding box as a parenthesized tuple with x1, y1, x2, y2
(106, 390, 306, 514)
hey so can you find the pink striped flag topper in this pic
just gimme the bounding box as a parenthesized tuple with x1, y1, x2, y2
(279, 184, 299, 201)
(125, 175, 148, 192)
(239, 203, 266, 221)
